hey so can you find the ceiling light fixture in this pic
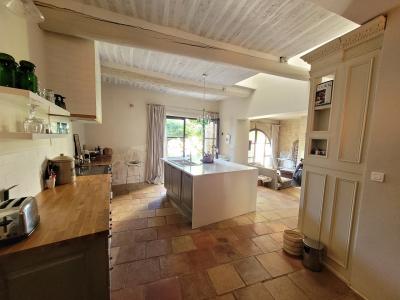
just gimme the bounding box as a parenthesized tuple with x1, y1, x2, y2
(197, 73, 213, 125)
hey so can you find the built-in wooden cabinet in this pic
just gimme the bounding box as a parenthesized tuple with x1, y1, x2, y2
(181, 172, 193, 215)
(44, 32, 102, 122)
(170, 165, 182, 204)
(299, 16, 385, 281)
(164, 162, 193, 219)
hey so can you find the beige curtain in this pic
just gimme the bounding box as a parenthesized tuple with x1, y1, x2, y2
(145, 104, 166, 184)
(271, 124, 280, 169)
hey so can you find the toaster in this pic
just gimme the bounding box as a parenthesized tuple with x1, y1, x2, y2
(0, 197, 40, 243)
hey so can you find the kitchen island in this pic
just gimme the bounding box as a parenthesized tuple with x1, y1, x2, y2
(0, 175, 111, 300)
(162, 158, 258, 228)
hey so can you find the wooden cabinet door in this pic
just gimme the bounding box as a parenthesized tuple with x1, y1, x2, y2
(181, 173, 193, 216)
(164, 162, 171, 191)
(170, 166, 182, 204)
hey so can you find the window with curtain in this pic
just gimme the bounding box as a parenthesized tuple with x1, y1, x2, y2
(166, 116, 219, 160)
(248, 129, 272, 167)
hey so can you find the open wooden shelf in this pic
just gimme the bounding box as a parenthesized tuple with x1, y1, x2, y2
(0, 132, 69, 140)
(0, 86, 70, 117)
(314, 104, 331, 110)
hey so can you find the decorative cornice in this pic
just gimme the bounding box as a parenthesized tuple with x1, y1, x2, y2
(302, 15, 386, 64)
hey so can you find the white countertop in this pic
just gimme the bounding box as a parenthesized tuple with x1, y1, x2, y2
(162, 158, 257, 176)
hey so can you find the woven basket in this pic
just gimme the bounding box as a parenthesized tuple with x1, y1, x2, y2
(283, 230, 304, 256)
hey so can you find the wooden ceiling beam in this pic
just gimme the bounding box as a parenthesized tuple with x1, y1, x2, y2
(35, 0, 310, 81)
(101, 63, 254, 99)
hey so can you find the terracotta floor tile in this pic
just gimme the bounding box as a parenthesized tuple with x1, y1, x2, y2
(207, 264, 245, 295)
(110, 263, 127, 291)
(231, 225, 257, 239)
(111, 285, 145, 300)
(264, 276, 308, 300)
(211, 229, 239, 243)
(157, 224, 181, 239)
(145, 276, 182, 300)
(252, 235, 281, 253)
(146, 239, 171, 258)
(270, 232, 284, 243)
(160, 253, 193, 277)
(252, 222, 274, 235)
(110, 185, 355, 300)
(112, 231, 136, 247)
(216, 219, 238, 229)
(275, 208, 299, 218)
(256, 252, 295, 277)
(110, 247, 120, 267)
(276, 250, 303, 271)
(134, 209, 156, 219)
(210, 293, 235, 300)
(280, 216, 299, 229)
(233, 215, 254, 225)
(147, 216, 166, 227)
(264, 221, 288, 233)
(234, 283, 274, 300)
(260, 211, 282, 221)
(233, 257, 271, 285)
(125, 258, 161, 286)
(172, 235, 197, 253)
(230, 239, 263, 257)
(156, 207, 179, 216)
(178, 223, 201, 236)
(288, 268, 351, 300)
(211, 243, 242, 264)
(166, 214, 188, 224)
(179, 272, 216, 300)
(135, 228, 157, 242)
(187, 249, 218, 271)
(339, 291, 364, 300)
(191, 231, 218, 249)
(244, 212, 268, 223)
(116, 243, 146, 264)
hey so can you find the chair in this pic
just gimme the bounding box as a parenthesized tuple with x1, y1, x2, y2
(125, 160, 142, 184)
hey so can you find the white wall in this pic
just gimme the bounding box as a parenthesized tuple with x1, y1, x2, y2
(237, 73, 310, 118)
(350, 7, 400, 300)
(84, 82, 219, 184)
(219, 74, 309, 162)
(0, 8, 74, 198)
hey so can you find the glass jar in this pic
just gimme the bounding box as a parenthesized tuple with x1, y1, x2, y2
(0, 53, 17, 88)
(24, 104, 43, 133)
(17, 60, 38, 93)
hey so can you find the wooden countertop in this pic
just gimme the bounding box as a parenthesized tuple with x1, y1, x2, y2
(0, 175, 111, 257)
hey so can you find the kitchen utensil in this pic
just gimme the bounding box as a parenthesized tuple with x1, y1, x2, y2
(49, 154, 76, 185)
(0, 186, 40, 243)
(0, 52, 17, 88)
(17, 60, 38, 93)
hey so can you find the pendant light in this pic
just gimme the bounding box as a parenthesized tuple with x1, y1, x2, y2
(197, 73, 212, 125)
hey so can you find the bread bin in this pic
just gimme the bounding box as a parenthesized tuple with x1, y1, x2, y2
(50, 154, 76, 185)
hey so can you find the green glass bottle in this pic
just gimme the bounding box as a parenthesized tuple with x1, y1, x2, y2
(17, 60, 38, 93)
(0, 53, 17, 88)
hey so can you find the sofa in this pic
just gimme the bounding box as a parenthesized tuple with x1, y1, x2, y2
(249, 163, 293, 190)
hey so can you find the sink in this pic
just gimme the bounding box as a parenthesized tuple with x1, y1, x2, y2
(170, 159, 200, 167)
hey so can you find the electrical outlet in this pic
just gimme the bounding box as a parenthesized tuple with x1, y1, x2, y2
(370, 171, 385, 182)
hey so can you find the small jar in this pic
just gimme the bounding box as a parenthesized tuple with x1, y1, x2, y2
(0, 53, 17, 88)
(17, 60, 38, 93)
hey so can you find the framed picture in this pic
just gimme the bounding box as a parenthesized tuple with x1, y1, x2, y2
(315, 80, 333, 106)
